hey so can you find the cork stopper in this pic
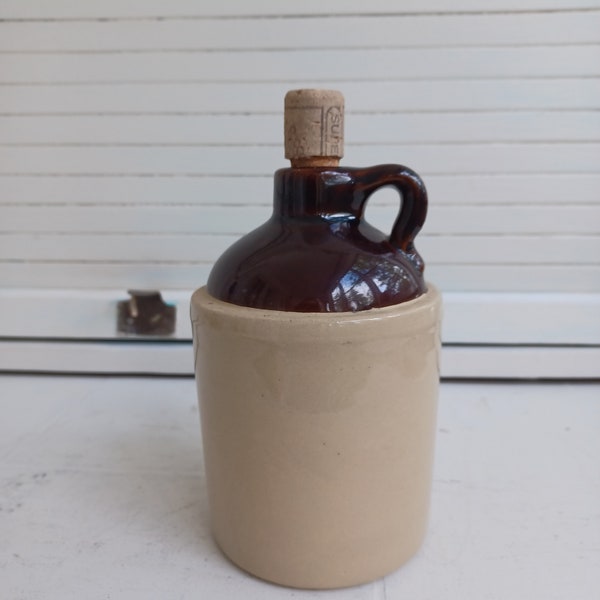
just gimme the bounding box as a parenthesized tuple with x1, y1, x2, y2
(284, 89, 344, 167)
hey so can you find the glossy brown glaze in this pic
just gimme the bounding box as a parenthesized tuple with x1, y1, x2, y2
(207, 164, 428, 312)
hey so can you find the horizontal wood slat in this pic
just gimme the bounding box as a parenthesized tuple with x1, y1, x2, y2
(1, 144, 598, 175)
(2, 80, 597, 114)
(2, 46, 599, 84)
(1, 0, 599, 19)
(2, 205, 598, 235)
(2, 233, 598, 265)
(3, 112, 599, 144)
(1, 174, 598, 206)
(0, 263, 597, 292)
(2, 13, 600, 51)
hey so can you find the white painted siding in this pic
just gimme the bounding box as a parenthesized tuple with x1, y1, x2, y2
(0, 0, 599, 374)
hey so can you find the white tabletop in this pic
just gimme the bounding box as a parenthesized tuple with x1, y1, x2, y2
(1, 375, 598, 599)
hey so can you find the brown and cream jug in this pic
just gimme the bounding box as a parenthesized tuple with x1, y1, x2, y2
(191, 89, 442, 589)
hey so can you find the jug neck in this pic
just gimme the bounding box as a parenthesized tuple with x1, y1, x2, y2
(273, 167, 363, 219)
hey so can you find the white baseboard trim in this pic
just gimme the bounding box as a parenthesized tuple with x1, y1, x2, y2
(1, 289, 599, 346)
(1, 340, 598, 380)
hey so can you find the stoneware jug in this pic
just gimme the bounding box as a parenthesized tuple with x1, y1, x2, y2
(191, 89, 442, 589)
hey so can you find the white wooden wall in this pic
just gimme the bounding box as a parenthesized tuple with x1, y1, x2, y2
(1, 0, 599, 377)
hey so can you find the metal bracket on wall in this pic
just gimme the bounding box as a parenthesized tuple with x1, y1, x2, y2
(117, 290, 176, 336)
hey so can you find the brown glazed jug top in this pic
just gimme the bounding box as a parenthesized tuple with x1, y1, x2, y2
(206, 89, 429, 312)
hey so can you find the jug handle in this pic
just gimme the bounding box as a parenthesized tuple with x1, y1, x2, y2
(358, 164, 428, 271)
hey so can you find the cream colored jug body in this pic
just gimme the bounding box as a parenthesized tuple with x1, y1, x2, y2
(191, 285, 442, 589)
